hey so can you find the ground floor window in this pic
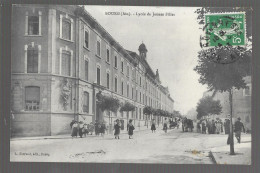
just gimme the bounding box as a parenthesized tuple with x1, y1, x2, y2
(25, 86, 40, 111)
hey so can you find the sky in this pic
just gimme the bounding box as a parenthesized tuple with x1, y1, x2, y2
(84, 6, 208, 115)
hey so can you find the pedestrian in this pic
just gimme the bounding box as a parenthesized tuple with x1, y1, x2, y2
(114, 119, 121, 139)
(71, 121, 79, 138)
(100, 121, 106, 137)
(215, 119, 221, 134)
(224, 119, 230, 135)
(94, 120, 99, 136)
(151, 119, 156, 133)
(201, 121, 206, 134)
(234, 117, 245, 143)
(206, 120, 211, 134)
(83, 123, 89, 137)
(163, 118, 168, 133)
(212, 120, 216, 134)
(78, 121, 84, 138)
(197, 122, 201, 133)
(87, 122, 94, 135)
(128, 119, 135, 139)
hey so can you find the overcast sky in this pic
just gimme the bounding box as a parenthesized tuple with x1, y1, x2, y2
(84, 6, 208, 114)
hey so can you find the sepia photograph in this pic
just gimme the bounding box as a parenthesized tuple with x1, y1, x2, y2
(9, 4, 252, 165)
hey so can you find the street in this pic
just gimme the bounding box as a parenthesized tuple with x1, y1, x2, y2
(10, 128, 251, 164)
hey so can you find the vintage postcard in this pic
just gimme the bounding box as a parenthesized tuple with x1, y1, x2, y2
(10, 5, 252, 164)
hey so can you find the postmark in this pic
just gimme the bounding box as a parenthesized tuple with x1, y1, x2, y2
(205, 13, 246, 47)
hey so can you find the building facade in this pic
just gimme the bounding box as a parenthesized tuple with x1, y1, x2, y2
(11, 5, 174, 137)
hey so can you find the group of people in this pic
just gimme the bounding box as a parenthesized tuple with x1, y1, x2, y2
(114, 119, 135, 139)
(197, 118, 225, 134)
(196, 116, 246, 144)
(70, 120, 107, 138)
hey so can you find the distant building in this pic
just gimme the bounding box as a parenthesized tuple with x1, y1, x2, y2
(11, 5, 174, 137)
(203, 76, 251, 131)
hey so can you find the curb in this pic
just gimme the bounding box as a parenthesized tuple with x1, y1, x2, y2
(209, 151, 217, 164)
(11, 127, 152, 141)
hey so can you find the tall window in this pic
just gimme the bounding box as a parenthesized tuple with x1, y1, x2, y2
(121, 61, 124, 73)
(139, 108, 142, 120)
(97, 66, 101, 85)
(27, 46, 38, 73)
(96, 37, 101, 57)
(107, 73, 110, 89)
(136, 89, 138, 101)
(25, 11, 42, 36)
(121, 81, 124, 95)
(28, 16, 39, 35)
(83, 91, 89, 113)
(132, 69, 135, 80)
(85, 60, 88, 81)
(136, 107, 138, 119)
(115, 77, 118, 92)
(106, 46, 110, 63)
(84, 29, 89, 48)
(143, 94, 145, 104)
(60, 14, 73, 41)
(114, 56, 117, 68)
(25, 86, 40, 111)
(132, 87, 134, 99)
(127, 66, 130, 76)
(127, 84, 129, 97)
(140, 92, 142, 102)
(62, 20, 71, 40)
(140, 77, 142, 86)
(61, 50, 71, 76)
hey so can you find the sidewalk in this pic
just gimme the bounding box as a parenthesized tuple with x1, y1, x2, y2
(210, 135, 251, 165)
(11, 125, 153, 141)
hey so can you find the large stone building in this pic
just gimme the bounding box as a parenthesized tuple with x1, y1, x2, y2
(203, 76, 251, 131)
(11, 5, 174, 137)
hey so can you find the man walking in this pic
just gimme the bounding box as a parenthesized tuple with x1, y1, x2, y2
(234, 117, 245, 143)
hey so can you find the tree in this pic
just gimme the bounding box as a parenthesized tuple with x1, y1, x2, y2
(194, 7, 252, 155)
(196, 96, 222, 119)
(120, 101, 135, 123)
(99, 95, 120, 113)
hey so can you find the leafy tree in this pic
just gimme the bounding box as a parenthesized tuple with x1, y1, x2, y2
(120, 101, 135, 122)
(99, 95, 120, 113)
(196, 96, 222, 119)
(194, 7, 252, 155)
(143, 106, 153, 115)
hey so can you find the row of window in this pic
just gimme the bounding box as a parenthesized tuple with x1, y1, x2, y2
(24, 10, 172, 108)
(24, 10, 162, 97)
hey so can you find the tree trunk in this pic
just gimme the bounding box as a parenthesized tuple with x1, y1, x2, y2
(229, 89, 235, 155)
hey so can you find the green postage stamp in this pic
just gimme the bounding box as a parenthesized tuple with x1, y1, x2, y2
(205, 13, 245, 47)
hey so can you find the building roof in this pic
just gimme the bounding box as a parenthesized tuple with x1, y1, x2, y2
(75, 6, 174, 102)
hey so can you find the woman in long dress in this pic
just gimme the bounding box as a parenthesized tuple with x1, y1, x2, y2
(71, 121, 79, 137)
(163, 118, 168, 133)
(151, 119, 156, 133)
(114, 119, 121, 139)
(128, 120, 135, 139)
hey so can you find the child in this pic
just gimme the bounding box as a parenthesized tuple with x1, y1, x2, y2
(128, 119, 135, 139)
(83, 123, 89, 137)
